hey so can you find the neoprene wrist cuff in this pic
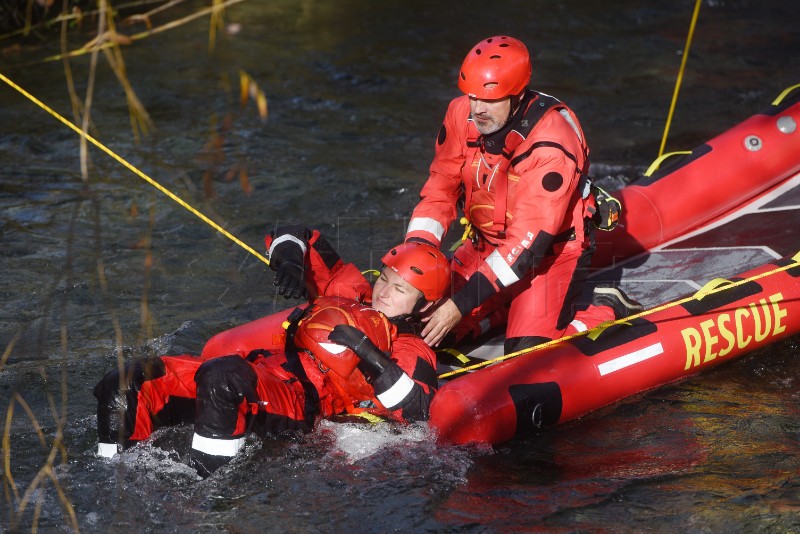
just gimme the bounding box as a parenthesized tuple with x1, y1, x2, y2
(451, 272, 495, 316)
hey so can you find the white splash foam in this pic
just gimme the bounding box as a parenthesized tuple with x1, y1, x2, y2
(318, 420, 433, 462)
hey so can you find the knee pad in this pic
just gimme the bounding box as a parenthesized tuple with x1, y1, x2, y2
(194, 356, 258, 438)
(93, 357, 165, 447)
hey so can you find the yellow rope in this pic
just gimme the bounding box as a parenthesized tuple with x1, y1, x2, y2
(644, 150, 693, 177)
(658, 0, 702, 158)
(438, 250, 800, 379)
(0, 72, 270, 266)
(772, 83, 800, 106)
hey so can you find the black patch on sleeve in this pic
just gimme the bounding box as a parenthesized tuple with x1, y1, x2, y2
(411, 357, 437, 391)
(542, 172, 564, 192)
(451, 271, 496, 315)
(507, 228, 566, 279)
(510, 247, 536, 278)
(529, 229, 556, 264)
(310, 232, 341, 270)
(437, 124, 447, 145)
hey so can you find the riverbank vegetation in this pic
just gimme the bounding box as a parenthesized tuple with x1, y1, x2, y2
(1, 1, 267, 531)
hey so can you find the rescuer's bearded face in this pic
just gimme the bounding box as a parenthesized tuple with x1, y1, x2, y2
(469, 96, 512, 135)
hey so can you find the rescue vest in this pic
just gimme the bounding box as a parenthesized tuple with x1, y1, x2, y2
(463, 90, 591, 240)
(290, 296, 398, 415)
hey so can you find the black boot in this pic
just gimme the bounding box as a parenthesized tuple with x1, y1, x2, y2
(592, 285, 644, 319)
(190, 448, 234, 478)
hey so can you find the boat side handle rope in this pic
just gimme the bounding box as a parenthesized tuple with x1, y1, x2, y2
(644, 151, 693, 177)
(694, 278, 735, 300)
(438, 249, 800, 380)
(772, 83, 800, 106)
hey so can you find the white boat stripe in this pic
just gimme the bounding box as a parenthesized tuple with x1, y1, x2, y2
(597, 342, 664, 376)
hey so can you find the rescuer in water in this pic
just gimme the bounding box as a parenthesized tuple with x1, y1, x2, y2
(94, 226, 450, 476)
(404, 35, 643, 352)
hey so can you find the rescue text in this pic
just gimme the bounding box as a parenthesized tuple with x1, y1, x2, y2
(681, 292, 787, 370)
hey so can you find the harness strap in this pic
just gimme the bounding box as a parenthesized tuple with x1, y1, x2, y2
(465, 91, 567, 237)
(511, 140, 578, 167)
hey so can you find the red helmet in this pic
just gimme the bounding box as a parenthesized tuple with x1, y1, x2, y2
(381, 242, 450, 302)
(294, 296, 396, 380)
(457, 36, 531, 100)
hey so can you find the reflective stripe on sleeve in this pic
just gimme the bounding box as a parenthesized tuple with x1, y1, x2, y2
(570, 319, 588, 332)
(376, 373, 415, 409)
(486, 249, 520, 287)
(269, 234, 308, 257)
(406, 217, 446, 242)
(559, 109, 583, 143)
(191, 433, 245, 457)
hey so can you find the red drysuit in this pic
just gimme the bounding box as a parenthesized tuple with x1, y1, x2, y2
(94, 229, 438, 452)
(406, 90, 608, 349)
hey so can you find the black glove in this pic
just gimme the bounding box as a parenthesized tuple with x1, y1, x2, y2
(274, 261, 306, 299)
(328, 324, 392, 380)
(268, 225, 309, 299)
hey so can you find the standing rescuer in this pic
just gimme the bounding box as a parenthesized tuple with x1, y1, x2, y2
(406, 35, 642, 352)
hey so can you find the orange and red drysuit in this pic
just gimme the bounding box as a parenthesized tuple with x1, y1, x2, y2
(406, 89, 609, 351)
(94, 229, 438, 456)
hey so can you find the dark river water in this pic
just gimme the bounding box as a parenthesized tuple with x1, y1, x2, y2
(1, 0, 799, 532)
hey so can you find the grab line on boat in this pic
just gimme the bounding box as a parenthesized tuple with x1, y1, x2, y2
(438, 250, 800, 379)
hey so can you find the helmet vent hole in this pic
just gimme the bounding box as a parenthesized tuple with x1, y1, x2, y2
(410, 266, 423, 275)
(475, 49, 482, 55)
(490, 55, 501, 59)
(499, 43, 509, 47)
(460, 72, 466, 81)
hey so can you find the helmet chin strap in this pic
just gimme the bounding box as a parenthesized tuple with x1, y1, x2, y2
(506, 90, 526, 125)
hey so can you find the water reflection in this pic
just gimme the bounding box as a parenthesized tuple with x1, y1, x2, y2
(1, 0, 799, 531)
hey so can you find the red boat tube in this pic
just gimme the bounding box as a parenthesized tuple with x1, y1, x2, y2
(594, 89, 800, 267)
(429, 255, 800, 445)
(201, 307, 295, 359)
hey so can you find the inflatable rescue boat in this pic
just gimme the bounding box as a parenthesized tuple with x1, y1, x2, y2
(202, 86, 800, 446)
